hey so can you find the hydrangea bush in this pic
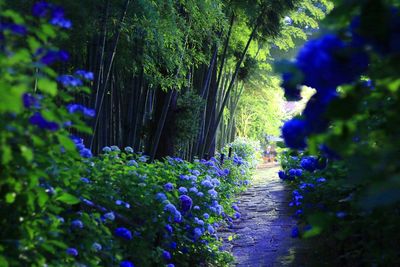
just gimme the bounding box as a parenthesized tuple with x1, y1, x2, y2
(277, 0, 400, 265)
(0, 2, 255, 266)
(222, 137, 262, 169)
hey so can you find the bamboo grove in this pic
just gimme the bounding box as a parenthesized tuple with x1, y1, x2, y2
(6, 0, 332, 161)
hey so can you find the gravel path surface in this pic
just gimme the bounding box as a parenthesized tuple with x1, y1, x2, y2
(221, 166, 309, 267)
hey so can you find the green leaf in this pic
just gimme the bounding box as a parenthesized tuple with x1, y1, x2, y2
(2, 144, 12, 164)
(57, 134, 76, 152)
(2, 10, 24, 24)
(37, 189, 49, 207)
(0, 256, 9, 267)
(303, 225, 322, 238)
(5, 192, 16, 204)
(38, 78, 58, 96)
(20, 145, 33, 162)
(56, 192, 80, 205)
(0, 82, 25, 113)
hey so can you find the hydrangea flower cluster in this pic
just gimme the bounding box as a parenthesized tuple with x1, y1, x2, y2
(281, 33, 369, 149)
(33, 1, 72, 29)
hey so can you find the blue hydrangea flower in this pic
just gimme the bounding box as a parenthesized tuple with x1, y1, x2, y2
(234, 212, 241, 219)
(162, 250, 171, 260)
(138, 155, 148, 162)
(195, 217, 204, 226)
(39, 49, 69, 65)
(124, 146, 134, 153)
(197, 192, 204, 197)
(102, 146, 112, 153)
(75, 70, 94, 80)
(211, 178, 221, 187)
(114, 227, 132, 240)
(178, 187, 188, 194)
(193, 205, 200, 210)
(189, 187, 198, 193)
(81, 198, 94, 206)
(66, 247, 78, 256)
(164, 203, 177, 213)
(179, 195, 193, 212)
(32, 1, 50, 17)
(295, 169, 303, 176)
(71, 219, 83, 229)
(80, 177, 90, 183)
(164, 183, 174, 191)
(80, 148, 93, 158)
(300, 156, 318, 172)
(297, 34, 368, 91)
(288, 169, 297, 177)
(29, 112, 59, 131)
(57, 75, 82, 87)
(127, 160, 138, 167)
(282, 118, 308, 149)
(278, 170, 287, 180)
(316, 177, 326, 183)
(50, 15, 72, 29)
(169, 241, 177, 249)
(167, 264, 175, 267)
(191, 170, 200, 176)
(110, 145, 120, 152)
(156, 192, 167, 202)
(207, 225, 215, 234)
(22, 93, 40, 109)
(203, 213, 210, 219)
(208, 189, 218, 199)
(291, 226, 299, 238)
(120, 260, 135, 267)
(201, 179, 214, 188)
(336, 211, 347, 218)
(66, 103, 95, 117)
(104, 212, 115, 221)
(193, 227, 203, 239)
(92, 242, 102, 251)
(165, 224, 173, 234)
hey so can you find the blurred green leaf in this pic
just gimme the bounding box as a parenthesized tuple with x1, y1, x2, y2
(56, 192, 80, 205)
(38, 78, 57, 96)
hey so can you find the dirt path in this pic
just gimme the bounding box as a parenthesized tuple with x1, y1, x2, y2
(221, 166, 308, 267)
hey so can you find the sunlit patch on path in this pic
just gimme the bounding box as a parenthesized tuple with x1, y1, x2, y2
(221, 166, 309, 266)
